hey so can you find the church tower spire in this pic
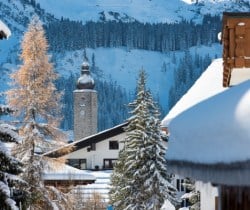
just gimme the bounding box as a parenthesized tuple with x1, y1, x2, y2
(77, 60, 95, 90)
(73, 59, 97, 140)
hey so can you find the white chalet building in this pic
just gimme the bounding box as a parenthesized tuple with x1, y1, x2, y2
(45, 122, 127, 170)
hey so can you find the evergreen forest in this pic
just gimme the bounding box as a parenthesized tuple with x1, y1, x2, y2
(45, 15, 221, 52)
(48, 15, 221, 131)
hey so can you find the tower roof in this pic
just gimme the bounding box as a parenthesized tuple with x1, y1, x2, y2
(0, 20, 11, 39)
(76, 60, 95, 90)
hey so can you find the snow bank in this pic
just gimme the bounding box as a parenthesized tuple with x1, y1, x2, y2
(167, 80, 250, 164)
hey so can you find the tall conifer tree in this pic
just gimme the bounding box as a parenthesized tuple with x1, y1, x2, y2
(0, 106, 25, 210)
(109, 70, 177, 210)
(6, 16, 71, 209)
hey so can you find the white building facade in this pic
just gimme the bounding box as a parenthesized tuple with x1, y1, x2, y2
(66, 131, 126, 170)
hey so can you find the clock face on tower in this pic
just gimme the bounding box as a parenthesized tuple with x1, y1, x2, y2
(80, 97, 86, 116)
(80, 103, 85, 116)
(80, 110, 85, 116)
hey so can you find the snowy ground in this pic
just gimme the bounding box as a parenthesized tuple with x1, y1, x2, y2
(71, 170, 111, 202)
(71, 170, 175, 209)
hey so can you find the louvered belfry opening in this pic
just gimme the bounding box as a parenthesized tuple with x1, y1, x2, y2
(222, 12, 250, 87)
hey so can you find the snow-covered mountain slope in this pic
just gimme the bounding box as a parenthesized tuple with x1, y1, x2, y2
(35, 0, 250, 23)
(0, 0, 249, 126)
(0, 0, 56, 65)
(0, 0, 55, 32)
(55, 44, 221, 111)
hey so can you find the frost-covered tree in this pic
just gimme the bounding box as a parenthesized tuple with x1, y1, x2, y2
(6, 16, 71, 209)
(181, 178, 200, 210)
(109, 146, 129, 210)
(109, 70, 177, 210)
(0, 107, 26, 210)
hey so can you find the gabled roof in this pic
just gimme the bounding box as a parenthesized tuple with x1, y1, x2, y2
(44, 122, 128, 158)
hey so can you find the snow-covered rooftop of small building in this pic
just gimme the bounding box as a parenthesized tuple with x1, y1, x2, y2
(70, 170, 111, 202)
(161, 59, 227, 127)
(0, 20, 11, 39)
(166, 59, 250, 185)
(43, 163, 96, 181)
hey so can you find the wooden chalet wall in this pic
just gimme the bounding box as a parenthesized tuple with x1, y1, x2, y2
(222, 12, 250, 87)
(221, 186, 250, 210)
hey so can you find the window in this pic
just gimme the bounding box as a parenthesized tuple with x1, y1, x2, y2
(68, 159, 87, 170)
(103, 159, 117, 169)
(181, 179, 185, 191)
(177, 179, 180, 191)
(109, 141, 119, 150)
(87, 143, 96, 152)
(176, 179, 185, 192)
(91, 143, 96, 150)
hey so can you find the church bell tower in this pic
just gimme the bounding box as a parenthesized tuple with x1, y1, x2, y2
(73, 60, 97, 140)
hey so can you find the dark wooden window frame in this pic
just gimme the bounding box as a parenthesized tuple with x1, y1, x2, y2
(68, 158, 87, 170)
(103, 159, 117, 169)
(109, 140, 119, 150)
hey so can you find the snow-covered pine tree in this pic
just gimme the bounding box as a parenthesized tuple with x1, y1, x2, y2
(6, 16, 72, 210)
(109, 70, 178, 210)
(0, 106, 26, 210)
(109, 146, 130, 210)
(181, 178, 200, 210)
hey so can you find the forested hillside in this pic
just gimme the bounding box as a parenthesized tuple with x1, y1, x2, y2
(1, 0, 246, 132)
(47, 16, 220, 130)
(45, 15, 221, 52)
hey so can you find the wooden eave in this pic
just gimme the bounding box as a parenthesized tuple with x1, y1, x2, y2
(168, 159, 250, 187)
(44, 122, 128, 158)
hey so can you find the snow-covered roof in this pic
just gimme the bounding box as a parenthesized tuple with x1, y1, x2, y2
(161, 59, 227, 127)
(43, 163, 96, 181)
(168, 80, 250, 164)
(71, 170, 111, 202)
(167, 79, 250, 186)
(0, 20, 11, 39)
